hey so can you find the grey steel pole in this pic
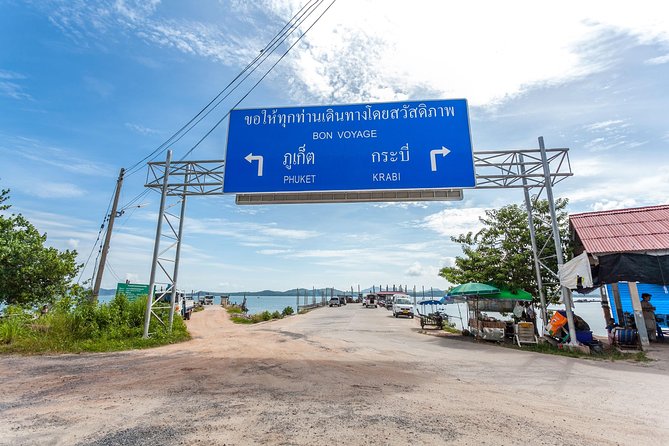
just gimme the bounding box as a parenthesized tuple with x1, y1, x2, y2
(92, 167, 125, 300)
(168, 164, 189, 330)
(538, 137, 578, 345)
(143, 150, 172, 339)
(519, 153, 548, 327)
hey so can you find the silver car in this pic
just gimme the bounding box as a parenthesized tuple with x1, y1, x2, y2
(392, 297, 414, 318)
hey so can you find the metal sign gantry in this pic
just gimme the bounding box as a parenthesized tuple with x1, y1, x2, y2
(143, 138, 575, 342)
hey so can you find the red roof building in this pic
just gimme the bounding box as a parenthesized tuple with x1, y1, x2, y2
(570, 204, 669, 255)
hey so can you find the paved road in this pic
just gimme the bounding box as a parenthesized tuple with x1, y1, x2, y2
(1, 304, 667, 445)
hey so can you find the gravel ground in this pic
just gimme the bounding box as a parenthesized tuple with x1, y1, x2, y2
(1, 304, 668, 445)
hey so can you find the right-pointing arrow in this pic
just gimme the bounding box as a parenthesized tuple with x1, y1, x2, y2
(430, 146, 451, 172)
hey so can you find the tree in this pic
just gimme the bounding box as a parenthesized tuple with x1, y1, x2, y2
(0, 188, 80, 307)
(439, 198, 570, 301)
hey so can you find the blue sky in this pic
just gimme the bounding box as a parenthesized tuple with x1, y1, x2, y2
(1, 0, 668, 293)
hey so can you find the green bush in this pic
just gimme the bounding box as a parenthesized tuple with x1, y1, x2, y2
(0, 293, 189, 353)
(282, 306, 294, 316)
(226, 306, 244, 314)
(230, 308, 289, 324)
(0, 306, 31, 344)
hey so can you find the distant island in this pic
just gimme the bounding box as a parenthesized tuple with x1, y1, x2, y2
(99, 286, 445, 297)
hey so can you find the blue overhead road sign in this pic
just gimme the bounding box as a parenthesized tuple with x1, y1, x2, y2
(223, 99, 475, 194)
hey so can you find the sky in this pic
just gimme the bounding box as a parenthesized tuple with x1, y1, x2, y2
(1, 0, 668, 294)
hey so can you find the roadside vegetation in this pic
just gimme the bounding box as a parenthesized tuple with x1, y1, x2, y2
(0, 186, 189, 354)
(0, 293, 189, 353)
(440, 198, 570, 300)
(502, 340, 649, 362)
(427, 324, 649, 362)
(227, 305, 294, 324)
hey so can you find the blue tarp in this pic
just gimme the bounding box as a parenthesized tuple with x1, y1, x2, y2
(606, 282, 669, 327)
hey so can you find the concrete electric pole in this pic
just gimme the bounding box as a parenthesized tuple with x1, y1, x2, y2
(92, 167, 125, 300)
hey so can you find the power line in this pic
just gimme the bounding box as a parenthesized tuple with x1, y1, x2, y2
(107, 1, 337, 249)
(124, 0, 325, 177)
(168, 0, 328, 161)
(179, 0, 338, 161)
(77, 185, 116, 285)
(106, 259, 121, 282)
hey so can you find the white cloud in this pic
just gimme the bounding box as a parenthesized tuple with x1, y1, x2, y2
(0, 81, 32, 100)
(125, 122, 159, 135)
(186, 217, 320, 242)
(420, 207, 487, 238)
(260, 226, 319, 240)
(277, 0, 669, 105)
(27, 182, 86, 198)
(257, 249, 292, 255)
(591, 199, 639, 211)
(0, 134, 112, 177)
(645, 54, 669, 65)
(38, 1, 669, 108)
(405, 262, 424, 277)
(584, 120, 627, 131)
(0, 69, 31, 100)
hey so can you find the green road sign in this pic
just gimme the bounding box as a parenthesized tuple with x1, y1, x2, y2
(115, 283, 150, 302)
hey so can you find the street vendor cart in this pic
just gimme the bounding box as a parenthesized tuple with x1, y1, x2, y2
(447, 283, 534, 343)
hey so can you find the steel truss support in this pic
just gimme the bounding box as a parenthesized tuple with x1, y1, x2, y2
(143, 139, 575, 341)
(143, 150, 189, 338)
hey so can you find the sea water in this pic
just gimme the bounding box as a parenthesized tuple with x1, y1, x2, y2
(99, 293, 610, 336)
(228, 295, 305, 314)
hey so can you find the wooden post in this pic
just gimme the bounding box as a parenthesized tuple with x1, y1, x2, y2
(628, 282, 649, 349)
(600, 285, 612, 322)
(611, 283, 625, 324)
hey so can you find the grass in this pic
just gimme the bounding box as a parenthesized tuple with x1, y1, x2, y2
(0, 295, 190, 354)
(501, 340, 650, 362)
(427, 323, 650, 362)
(228, 306, 294, 324)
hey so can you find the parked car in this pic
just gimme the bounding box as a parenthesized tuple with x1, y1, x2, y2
(392, 297, 414, 318)
(364, 294, 377, 308)
(329, 297, 341, 307)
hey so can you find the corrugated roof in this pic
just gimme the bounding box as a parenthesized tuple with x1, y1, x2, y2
(570, 204, 669, 254)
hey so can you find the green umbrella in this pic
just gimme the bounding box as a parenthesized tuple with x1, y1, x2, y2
(491, 288, 533, 301)
(448, 282, 500, 296)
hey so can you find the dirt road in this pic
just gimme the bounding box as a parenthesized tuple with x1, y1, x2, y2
(1, 304, 667, 445)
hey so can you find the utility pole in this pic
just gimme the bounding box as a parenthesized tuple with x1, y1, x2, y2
(92, 167, 125, 300)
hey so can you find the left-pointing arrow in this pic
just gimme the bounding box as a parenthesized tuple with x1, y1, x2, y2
(245, 153, 264, 176)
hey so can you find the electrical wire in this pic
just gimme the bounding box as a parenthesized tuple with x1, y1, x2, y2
(105, 259, 122, 282)
(77, 186, 116, 285)
(168, 0, 328, 161)
(104, 0, 336, 262)
(88, 224, 108, 286)
(179, 0, 338, 161)
(124, 0, 325, 177)
(120, 188, 151, 212)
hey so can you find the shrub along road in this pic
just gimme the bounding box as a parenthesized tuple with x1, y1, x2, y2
(1, 304, 667, 445)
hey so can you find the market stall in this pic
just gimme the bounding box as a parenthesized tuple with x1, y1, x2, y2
(447, 283, 534, 342)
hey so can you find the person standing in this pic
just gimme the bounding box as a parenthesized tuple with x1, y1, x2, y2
(525, 302, 537, 334)
(640, 293, 657, 341)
